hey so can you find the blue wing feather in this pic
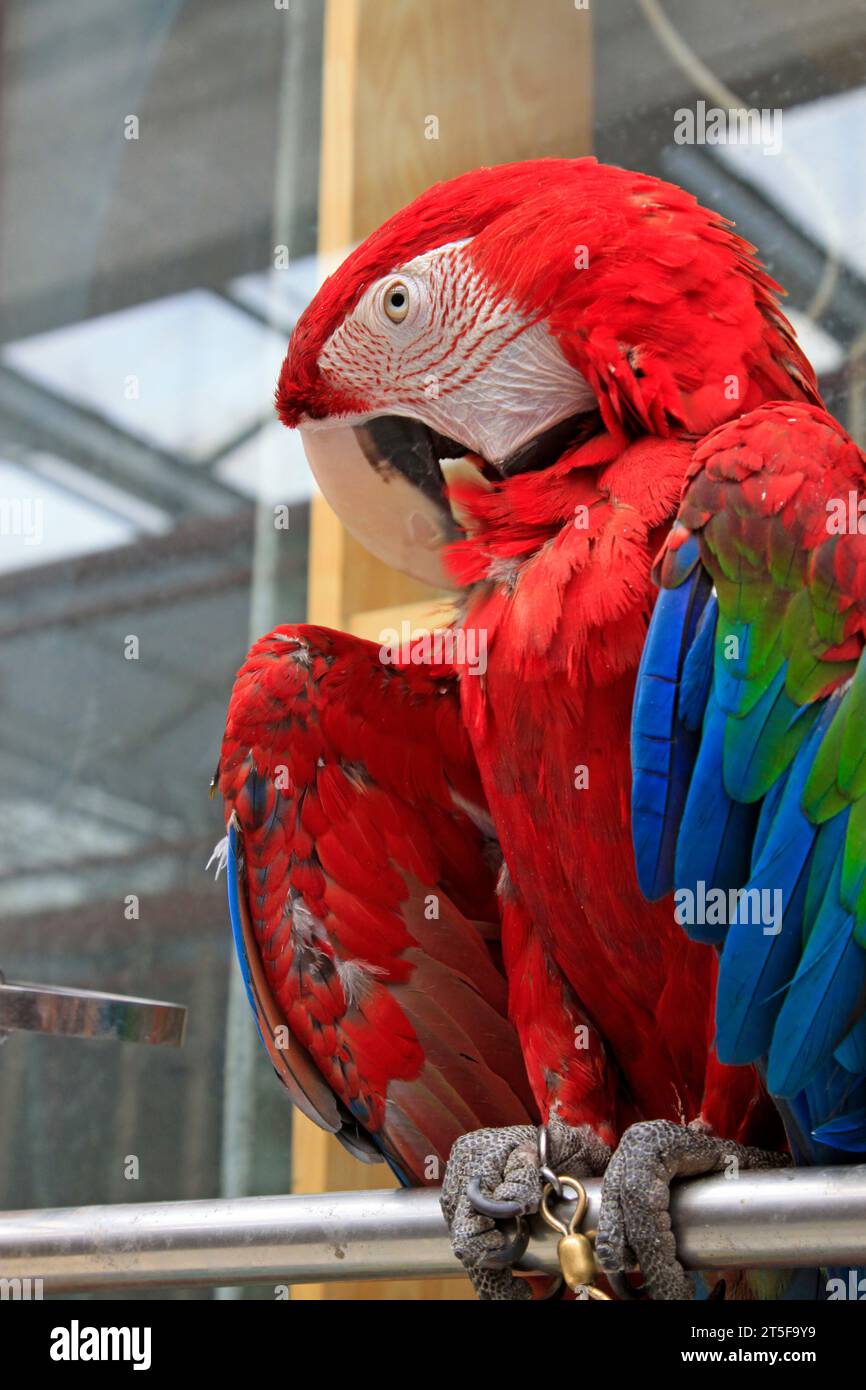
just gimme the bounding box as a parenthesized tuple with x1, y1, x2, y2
(715, 710, 831, 1064)
(835, 1016, 866, 1075)
(674, 691, 759, 943)
(768, 844, 865, 1097)
(631, 566, 714, 899)
(631, 550, 866, 1161)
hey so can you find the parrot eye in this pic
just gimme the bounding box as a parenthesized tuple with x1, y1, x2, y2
(382, 279, 411, 324)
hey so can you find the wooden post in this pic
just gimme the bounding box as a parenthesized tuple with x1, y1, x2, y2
(294, 0, 592, 1299)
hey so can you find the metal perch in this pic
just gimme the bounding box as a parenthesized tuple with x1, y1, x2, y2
(0, 1164, 864, 1292)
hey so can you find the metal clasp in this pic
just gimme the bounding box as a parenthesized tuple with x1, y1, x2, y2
(540, 1173, 611, 1300)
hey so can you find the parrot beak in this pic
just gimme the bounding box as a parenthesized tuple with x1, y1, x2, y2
(299, 416, 468, 589)
(299, 409, 597, 588)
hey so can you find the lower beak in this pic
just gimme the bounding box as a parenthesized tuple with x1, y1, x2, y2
(299, 416, 463, 589)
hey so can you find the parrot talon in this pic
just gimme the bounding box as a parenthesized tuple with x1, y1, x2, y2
(595, 1120, 788, 1301)
(441, 1120, 611, 1300)
(538, 1275, 567, 1300)
(466, 1177, 523, 1220)
(537, 1123, 563, 1197)
(477, 1215, 530, 1270)
(604, 1271, 642, 1301)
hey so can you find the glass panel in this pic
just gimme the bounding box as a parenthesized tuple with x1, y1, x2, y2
(0, 0, 323, 1300)
(1, 0, 865, 1302)
(595, 0, 866, 435)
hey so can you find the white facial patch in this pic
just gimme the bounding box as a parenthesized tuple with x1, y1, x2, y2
(315, 240, 594, 465)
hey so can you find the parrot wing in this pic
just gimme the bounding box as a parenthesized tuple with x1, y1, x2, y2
(219, 624, 536, 1185)
(225, 818, 366, 1151)
(631, 401, 866, 1159)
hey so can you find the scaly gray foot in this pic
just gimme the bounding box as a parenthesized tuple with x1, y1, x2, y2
(440, 1118, 610, 1300)
(596, 1119, 789, 1300)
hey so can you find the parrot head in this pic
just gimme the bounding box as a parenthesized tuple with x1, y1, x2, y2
(277, 158, 817, 587)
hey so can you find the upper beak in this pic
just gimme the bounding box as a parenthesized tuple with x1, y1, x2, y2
(299, 408, 596, 589)
(299, 416, 465, 589)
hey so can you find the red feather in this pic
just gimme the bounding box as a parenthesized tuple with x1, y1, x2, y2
(220, 626, 536, 1182)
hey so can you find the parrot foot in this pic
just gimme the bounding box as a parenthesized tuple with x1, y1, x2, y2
(440, 1117, 610, 1300)
(595, 1119, 789, 1301)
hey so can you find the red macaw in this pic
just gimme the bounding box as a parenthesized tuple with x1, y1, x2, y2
(217, 158, 839, 1299)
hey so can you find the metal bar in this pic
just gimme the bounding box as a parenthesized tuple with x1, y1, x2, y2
(0, 980, 186, 1047)
(0, 1166, 864, 1292)
(0, 367, 241, 521)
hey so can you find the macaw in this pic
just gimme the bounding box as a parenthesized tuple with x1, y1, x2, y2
(216, 157, 845, 1299)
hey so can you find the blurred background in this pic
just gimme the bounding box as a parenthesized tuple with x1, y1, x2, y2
(0, 0, 864, 1300)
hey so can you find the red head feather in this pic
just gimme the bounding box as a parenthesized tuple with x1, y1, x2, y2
(277, 158, 820, 440)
